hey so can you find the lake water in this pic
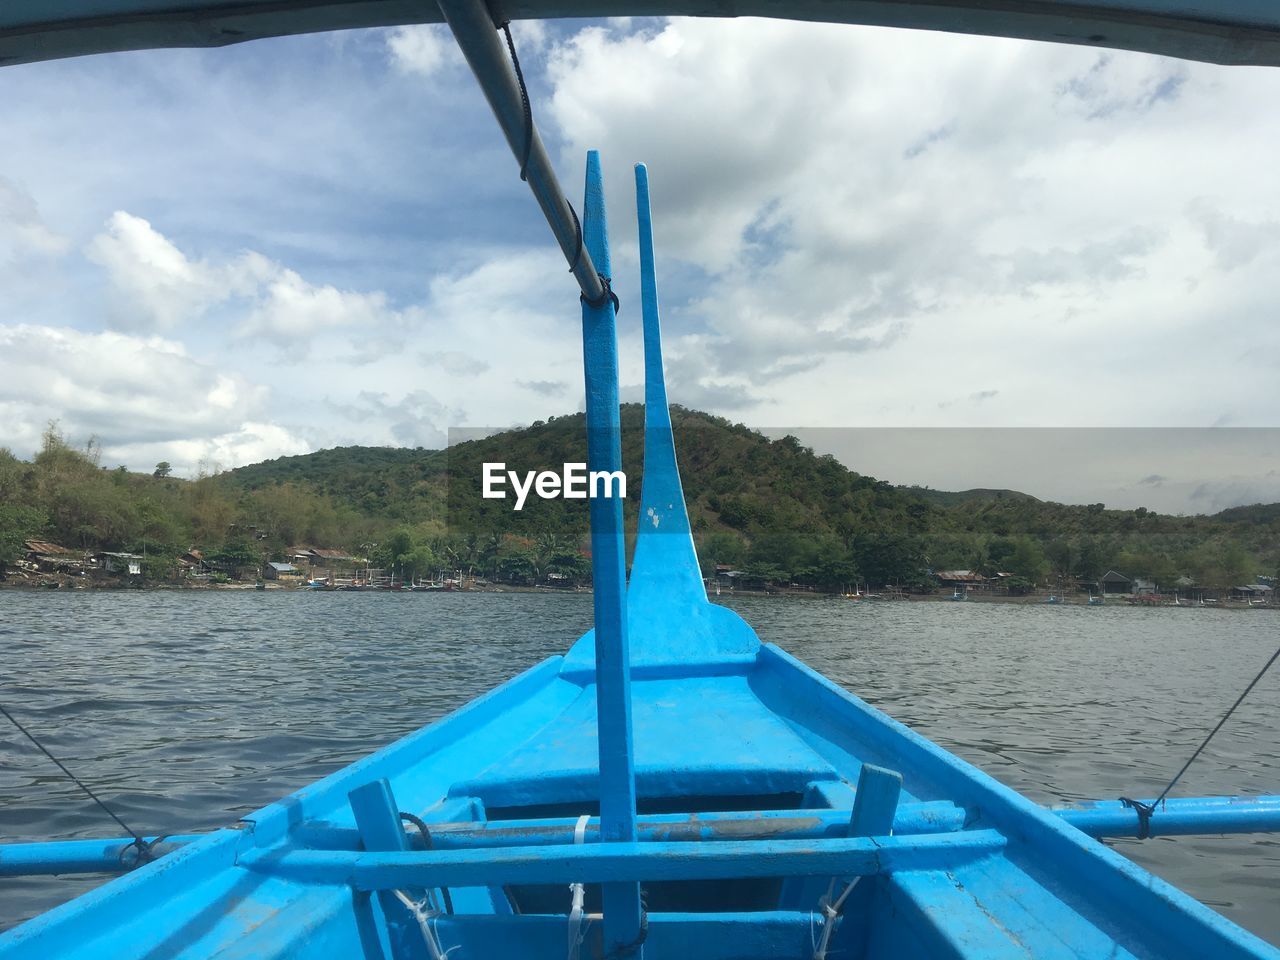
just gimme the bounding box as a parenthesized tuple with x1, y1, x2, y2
(1, 591, 1277, 944)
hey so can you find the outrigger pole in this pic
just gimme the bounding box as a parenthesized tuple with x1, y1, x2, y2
(434, 0, 609, 305)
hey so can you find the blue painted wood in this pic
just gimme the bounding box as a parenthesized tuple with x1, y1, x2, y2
(578, 148, 645, 956)
(417, 800, 966, 847)
(751, 643, 1280, 959)
(239, 831, 1008, 888)
(432, 912, 815, 960)
(22, 790, 1280, 878)
(560, 165, 759, 679)
(347, 779, 416, 960)
(5, 642, 1279, 959)
(349, 780, 411, 854)
(1054, 794, 1280, 838)
(629, 161, 703, 611)
(0, 835, 205, 876)
(849, 764, 903, 837)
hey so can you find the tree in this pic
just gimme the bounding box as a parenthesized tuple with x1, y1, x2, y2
(0, 504, 46, 569)
(153, 462, 172, 479)
(1045, 538, 1075, 580)
(208, 539, 259, 579)
(547, 549, 590, 584)
(1075, 537, 1108, 581)
(1220, 542, 1250, 588)
(1006, 537, 1048, 585)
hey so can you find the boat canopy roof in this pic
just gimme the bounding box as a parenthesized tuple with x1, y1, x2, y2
(3, 0, 1280, 68)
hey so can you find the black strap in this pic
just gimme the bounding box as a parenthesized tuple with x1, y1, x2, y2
(581, 274, 620, 313)
(400, 811, 454, 914)
(1118, 797, 1157, 840)
(567, 202, 584, 274)
(499, 22, 533, 182)
(119, 834, 169, 867)
(600, 910, 648, 959)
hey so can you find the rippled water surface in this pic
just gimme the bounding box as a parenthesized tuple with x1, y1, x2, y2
(1, 591, 1277, 944)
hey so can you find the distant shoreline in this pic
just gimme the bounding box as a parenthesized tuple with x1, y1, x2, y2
(1, 577, 1273, 610)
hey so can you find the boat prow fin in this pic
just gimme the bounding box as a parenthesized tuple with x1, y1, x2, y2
(563, 162, 759, 680)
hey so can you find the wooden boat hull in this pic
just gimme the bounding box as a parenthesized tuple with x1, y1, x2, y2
(3, 639, 1277, 958)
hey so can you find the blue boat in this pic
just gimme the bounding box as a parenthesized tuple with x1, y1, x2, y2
(3, 4, 1280, 959)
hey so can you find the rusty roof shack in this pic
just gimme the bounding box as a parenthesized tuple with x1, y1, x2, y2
(22, 540, 89, 573)
(933, 570, 991, 590)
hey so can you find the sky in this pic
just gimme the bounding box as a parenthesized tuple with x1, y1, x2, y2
(1, 16, 1278, 512)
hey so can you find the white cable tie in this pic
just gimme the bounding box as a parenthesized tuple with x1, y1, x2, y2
(567, 814, 591, 960)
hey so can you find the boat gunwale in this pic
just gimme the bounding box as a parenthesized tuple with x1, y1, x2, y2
(754, 642, 1280, 958)
(0, 653, 567, 953)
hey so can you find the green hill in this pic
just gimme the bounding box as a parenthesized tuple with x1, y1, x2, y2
(3, 410, 1277, 591)
(904, 487, 1040, 508)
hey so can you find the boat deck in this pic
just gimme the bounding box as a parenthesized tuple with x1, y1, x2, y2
(454, 673, 842, 809)
(5, 642, 1274, 959)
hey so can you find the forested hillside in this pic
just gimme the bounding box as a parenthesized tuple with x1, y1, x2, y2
(2, 409, 1277, 591)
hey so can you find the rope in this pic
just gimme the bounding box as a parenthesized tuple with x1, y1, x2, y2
(1117, 797, 1157, 840)
(401, 811, 454, 915)
(567, 814, 590, 960)
(499, 22, 533, 182)
(811, 877, 860, 960)
(1120, 641, 1280, 838)
(393, 890, 456, 960)
(0, 699, 158, 866)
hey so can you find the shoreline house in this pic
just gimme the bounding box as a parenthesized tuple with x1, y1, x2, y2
(23, 540, 88, 574)
(179, 549, 210, 577)
(265, 561, 301, 581)
(1231, 583, 1274, 603)
(308, 548, 355, 565)
(94, 552, 142, 575)
(1099, 570, 1132, 597)
(289, 547, 356, 568)
(933, 570, 991, 593)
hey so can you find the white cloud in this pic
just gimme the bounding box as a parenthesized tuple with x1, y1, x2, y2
(86, 211, 265, 330)
(420, 350, 490, 376)
(110, 422, 312, 478)
(5, 19, 1280, 511)
(544, 19, 1280, 425)
(0, 324, 307, 474)
(0, 175, 70, 263)
(387, 24, 459, 78)
(86, 211, 415, 354)
(326, 389, 461, 449)
(243, 267, 398, 339)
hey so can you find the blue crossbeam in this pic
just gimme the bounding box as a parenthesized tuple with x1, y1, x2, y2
(11, 793, 1280, 877)
(240, 831, 1006, 889)
(423, 801, 963, 848)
